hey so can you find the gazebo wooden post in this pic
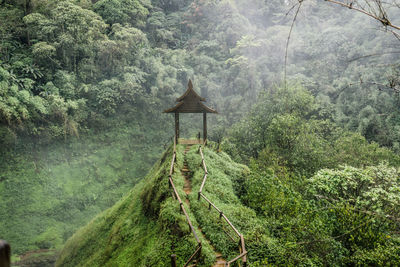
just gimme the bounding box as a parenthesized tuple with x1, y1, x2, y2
(175, 112, 179, 144)
(0, 240, 11, 267)
(203, 112, 207, 144)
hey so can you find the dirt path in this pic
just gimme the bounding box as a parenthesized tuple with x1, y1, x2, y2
(180, 145, 226, 267)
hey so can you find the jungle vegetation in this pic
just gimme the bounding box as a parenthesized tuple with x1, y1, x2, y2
(0, 0, 399, 265)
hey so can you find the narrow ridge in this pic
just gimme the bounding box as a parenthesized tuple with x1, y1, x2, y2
(180, 144, 227, 267)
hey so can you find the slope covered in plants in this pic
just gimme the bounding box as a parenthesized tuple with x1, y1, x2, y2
(56, 144, 219, 267)
(57, 141, 400, 266)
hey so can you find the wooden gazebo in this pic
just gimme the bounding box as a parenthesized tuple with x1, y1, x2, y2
(164, 80, 218, 144)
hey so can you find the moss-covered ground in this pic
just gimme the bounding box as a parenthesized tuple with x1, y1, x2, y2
(185, 146, 261, 263)
(56, 145, 217, 266)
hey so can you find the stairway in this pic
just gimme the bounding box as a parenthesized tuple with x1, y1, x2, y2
(182, 145, 192, 197)
(180, 145, 227, 267)
(214, 253, 226, 267)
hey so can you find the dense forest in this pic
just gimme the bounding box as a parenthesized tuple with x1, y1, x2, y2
(0, 0, 400, 266)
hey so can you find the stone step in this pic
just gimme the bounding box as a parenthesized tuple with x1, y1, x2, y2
(213, 253, 226, 267)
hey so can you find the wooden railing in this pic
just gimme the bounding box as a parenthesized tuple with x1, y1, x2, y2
(197, 146, 247, 267)
(169, 138, 202, 267)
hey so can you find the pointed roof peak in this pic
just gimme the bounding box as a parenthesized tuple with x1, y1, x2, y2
(164, 79, 218, 114)
(176, 80, 206, 102)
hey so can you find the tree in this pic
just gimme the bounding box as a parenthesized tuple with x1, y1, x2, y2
(24, 1, 107, 74)
(93, 0, 150, 27)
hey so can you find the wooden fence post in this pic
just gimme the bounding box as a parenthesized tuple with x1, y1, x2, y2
(171, 254, 177, 267)
(0, 240, 11, 267)
(203, 112, 207, 144)
(175, 113, 179, 144)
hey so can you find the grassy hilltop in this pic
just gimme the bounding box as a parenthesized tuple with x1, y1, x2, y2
(56, 144, 251, 267)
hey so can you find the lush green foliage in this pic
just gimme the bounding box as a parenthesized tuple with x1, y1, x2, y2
(225, 85, 400, 175)
(1, 0, 400, 265)
(1, 0, 399, 147)
(221, 83, 400, 265)
(229, 153, 400, 265)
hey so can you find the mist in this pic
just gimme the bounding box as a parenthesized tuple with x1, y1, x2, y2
(1, 0, 399, 265)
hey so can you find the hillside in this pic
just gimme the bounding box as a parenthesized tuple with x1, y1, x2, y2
(56, 144, 253, 266)
(0, 120, 165, 255)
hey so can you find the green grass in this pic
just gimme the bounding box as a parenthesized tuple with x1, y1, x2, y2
(185, 146, 261, 262)
(56, 145, 216, 267)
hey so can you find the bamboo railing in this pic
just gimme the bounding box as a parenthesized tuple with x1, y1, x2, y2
(197, 146, 247, 267)
(169, 138, 202, 267)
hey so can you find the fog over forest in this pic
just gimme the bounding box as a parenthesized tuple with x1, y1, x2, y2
(0, 0, 399, 266)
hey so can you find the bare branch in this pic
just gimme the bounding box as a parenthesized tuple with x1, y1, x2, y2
(284, 0, 303, 87)
(285, 1, 301, 16)
(323, 0, 400, 30)
(348, 51, 400, 62)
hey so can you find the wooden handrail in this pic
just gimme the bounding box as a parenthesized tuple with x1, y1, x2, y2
(221, 213, 241, 238)
(169, 177, 183, 205)
(181, 203, 201, 244)
(240, 234, 247, 265)
(198, 192, 241, 238)
(227, 251, 248, 266)
(201, 159, 208, 174)
(170, 153, 176, 175)
(199, 149, 208, 174)
(198, 174, 207, 196)
(169, 137, 201, 266)
(199, 193, 222, 214)
(184, 244, 202, 267)
(197, 146, 247, 267)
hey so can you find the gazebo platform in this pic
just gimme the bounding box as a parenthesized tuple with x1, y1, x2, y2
(178, 139, 204, 145)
